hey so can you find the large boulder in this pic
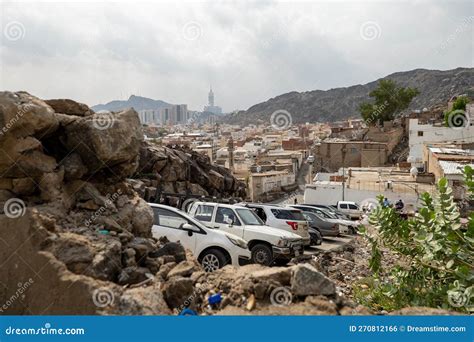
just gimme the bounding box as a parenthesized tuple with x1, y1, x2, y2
(63, 108, 143, 179)
(0, 91, 58, 139)
(45, 99, 94, 117)
(162, 277, 194, 309)
(290, 264, 336, 296)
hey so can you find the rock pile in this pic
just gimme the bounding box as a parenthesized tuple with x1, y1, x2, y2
(0, 92, 205, 314)
(172, 263, 373, 315)
(132, 142, 246, 204)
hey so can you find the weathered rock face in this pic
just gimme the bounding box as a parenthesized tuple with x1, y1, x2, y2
(64, 108, 143, 180)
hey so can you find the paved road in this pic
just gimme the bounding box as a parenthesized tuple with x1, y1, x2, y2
(304, 235, 354, 255)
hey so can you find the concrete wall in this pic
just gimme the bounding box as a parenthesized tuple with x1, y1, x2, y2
(304, 184, 420, 207)
(315, 142, 387, 172)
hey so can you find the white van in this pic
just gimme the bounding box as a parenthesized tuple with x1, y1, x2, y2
(188, 202, 304, 266)
(149, 204, 251, 272)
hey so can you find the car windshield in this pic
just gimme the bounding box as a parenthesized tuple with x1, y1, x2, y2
(236, 208, 264, 225)
(321, 210, 338, 219)
(310, 209, 333, 219)
(271, 209, 305, 221)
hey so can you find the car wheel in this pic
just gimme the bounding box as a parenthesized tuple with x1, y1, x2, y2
(251, 244, 273, 266)
(311, 230, 323, 245)
(200, 249, 228, 272)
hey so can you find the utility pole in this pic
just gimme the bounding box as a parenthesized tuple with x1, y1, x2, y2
(341, 145, 346, 201)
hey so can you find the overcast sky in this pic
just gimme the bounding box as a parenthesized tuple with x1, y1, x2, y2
(0, 0, 472, 112)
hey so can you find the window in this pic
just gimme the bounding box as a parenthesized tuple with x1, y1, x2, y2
(235, 208, 264, 225)
(153, 208, 188, 229)
(251, 207, 267, 222)
(340, 204, 348, 209)
(303, 213, 314, 222)
(348, 204, 359, 210)
(417, 131, 424, 137)
(271, 209, 305, 221)
(215, 207, 241, 226)
(194, 205, 214, 222)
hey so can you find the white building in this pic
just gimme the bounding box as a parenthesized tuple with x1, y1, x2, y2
(408, 118, 474, 165)
(138, 104, 188, 125)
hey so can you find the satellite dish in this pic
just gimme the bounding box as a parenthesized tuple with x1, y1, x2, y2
(410, 167, 418, 176)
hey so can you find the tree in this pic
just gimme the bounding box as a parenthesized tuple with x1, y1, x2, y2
(359, 80, 419, 126)
(356, 166, 474, 312)
(444, 96, 470, 128)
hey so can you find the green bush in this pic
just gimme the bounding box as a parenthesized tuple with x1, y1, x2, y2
(357, 166, 474, 312)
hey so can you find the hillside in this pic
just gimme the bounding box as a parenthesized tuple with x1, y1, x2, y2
(92, 95, 172, 112)
(225, 67, 474, 125)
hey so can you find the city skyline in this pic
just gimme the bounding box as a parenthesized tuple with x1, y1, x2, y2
(1, 1, 472, 112)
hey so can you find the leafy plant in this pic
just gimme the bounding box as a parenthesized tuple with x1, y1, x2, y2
(357, 166, 474, 312)
(444, 96, 470, 128)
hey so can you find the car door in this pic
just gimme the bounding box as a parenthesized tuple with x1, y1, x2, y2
(213, 206, 245, 238)
(192, 204, 216, 229)
(347, 203, 360, 218)
(151, 207, 197, 252)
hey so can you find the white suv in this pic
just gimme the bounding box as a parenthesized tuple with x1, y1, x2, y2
(188, 202, 304, 266)
(149, 204, 251, 272)
(238, 203, 311, 246)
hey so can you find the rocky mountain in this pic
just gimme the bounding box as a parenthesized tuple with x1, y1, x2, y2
(92, 95, 172, 112)
(225, 67, 474, 125)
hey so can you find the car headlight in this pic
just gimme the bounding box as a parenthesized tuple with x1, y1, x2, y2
(276, 238, 290, 247)
(226, 235, 248, 249)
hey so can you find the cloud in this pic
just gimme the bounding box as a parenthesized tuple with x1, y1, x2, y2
(0, 0, 472, 112)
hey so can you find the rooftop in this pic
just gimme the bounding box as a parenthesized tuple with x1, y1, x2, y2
(438, 160, 474, 175)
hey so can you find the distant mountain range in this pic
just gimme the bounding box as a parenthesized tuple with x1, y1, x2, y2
(92, 95, 172, 112)
(224, 67, 474, 125)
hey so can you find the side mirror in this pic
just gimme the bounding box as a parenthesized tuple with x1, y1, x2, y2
(181, 223, 200, 233)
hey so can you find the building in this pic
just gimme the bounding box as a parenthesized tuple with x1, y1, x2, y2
(423, 145, 474, 200)
(138, 104, 188, 125)
(313, 141, 388, 172)
(248, 170, 296, 202)
(203, 86, 222, 114)
(408, 118, 474, 166)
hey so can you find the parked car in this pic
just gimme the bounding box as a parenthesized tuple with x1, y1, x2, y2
(301, 203, 351, 220)
(289, 204, 359, 235)
(238, 203, 311, 246)
(188, 202, 304, 266)
(301, 211, 340, 239)
(336, 201, 362, 220)
(149, 203, 251, 272)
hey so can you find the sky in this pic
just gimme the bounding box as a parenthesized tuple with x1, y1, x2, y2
(0, 0, 472, 112)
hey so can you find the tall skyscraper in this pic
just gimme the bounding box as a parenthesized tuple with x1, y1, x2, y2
(204, 85, 222, 114)
(208, 86, 214, 107)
